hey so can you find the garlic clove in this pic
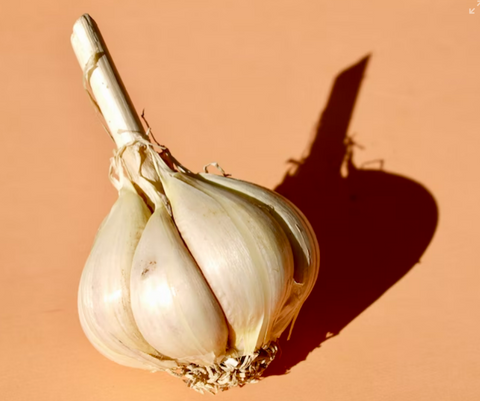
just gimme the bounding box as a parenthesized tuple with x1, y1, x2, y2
(155, 164, 295, 355)
(78, 180, 176, 371)
(130, 202, 229, 366)
(199, 173, 320, 339)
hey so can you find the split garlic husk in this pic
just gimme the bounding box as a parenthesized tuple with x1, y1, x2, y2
(73, 14, 319, 394)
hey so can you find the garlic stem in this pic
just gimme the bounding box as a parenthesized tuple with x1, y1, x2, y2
(71, 14, 147, 148)
(71, 14, 164, 201)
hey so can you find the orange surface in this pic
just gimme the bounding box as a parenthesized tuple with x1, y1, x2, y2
(1, 1, 479, 400)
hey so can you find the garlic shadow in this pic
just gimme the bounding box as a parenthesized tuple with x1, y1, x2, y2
(265, 55, 438, 376)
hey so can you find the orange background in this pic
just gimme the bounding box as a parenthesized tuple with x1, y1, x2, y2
(1, 1, 479, 400)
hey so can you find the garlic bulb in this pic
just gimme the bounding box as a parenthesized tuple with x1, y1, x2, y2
(73, 14, 319, 393)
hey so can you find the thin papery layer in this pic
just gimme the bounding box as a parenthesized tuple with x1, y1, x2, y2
(157, 169, 294, 355)
(199, 173, 320, 340)
(130, 203, 229, 366)
(78, 182, 176, 371)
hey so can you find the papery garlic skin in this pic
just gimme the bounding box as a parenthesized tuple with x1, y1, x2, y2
(199, 173, 320, 339)
(130, 202, 229, 366)
(154, 160, 295, 356)
(78, 178, 176, 371)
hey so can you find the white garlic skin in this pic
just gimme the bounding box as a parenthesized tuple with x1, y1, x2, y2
(157, 171, 295, 355)
(78, 180, 177, 371)
(130, 203, 229, 366)
(199, 173, 320, 339)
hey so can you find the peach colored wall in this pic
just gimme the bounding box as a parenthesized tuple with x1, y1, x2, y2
(1, 1, 479, 400)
